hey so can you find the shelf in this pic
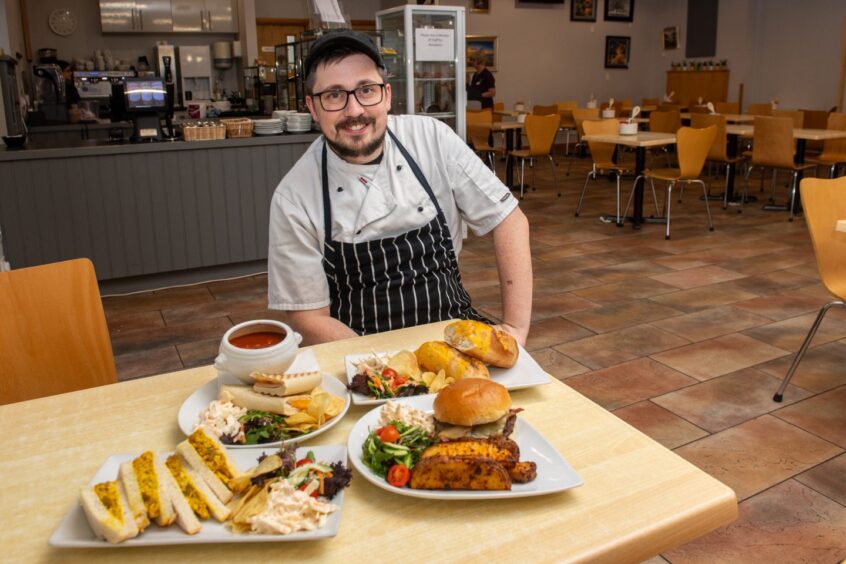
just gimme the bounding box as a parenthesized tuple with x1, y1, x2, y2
(418, 112, 455, 118)
(412, 77, 455, 82)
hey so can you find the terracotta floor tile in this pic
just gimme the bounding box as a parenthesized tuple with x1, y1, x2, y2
(649, 265, 746, 290)
(563, 301, 682, 333)
(102, 285, 214, 315)
(532, 271, 602, 294)
(565, 358, 697, 410)
(754, 341, 846, 393)
(115, 346, 183, 381)
(530, 228, 612, 246)
(105, 310, 165, 334)
(795, 453, 846, 507)
(651, 333, 789, 381)
(580, 260, 673, 283)
(110, 316, 233, 356)
(774, 386, 846, 448)
(533, 254, 612, 273)
(530, 293, 599, 321)
(674, 415, 842, 500)
(742, 308, 846, 352)
(652, 253, 713, 271)
(571, 278, 680, 305)
(662, 480, 846, 563)
(527, 348, 590, 381)
(525, 317, 596, 351)
(227, 309, 289, 326)
(162, 295, 270, 324)
(647, 282, 759, 312)
(650, 305, 770, 342)
(177, 338, 221, 369)
(554, 325, 690, 370)
(653, 368, 813, 433)
(716, 251, 810, 276)
(612, 401, 709, 449)
(732, 290, 830, 321)
(724, 269, 817, 295)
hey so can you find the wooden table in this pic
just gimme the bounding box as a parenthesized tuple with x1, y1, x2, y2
(493, 121, 525, 190)
(724, 125, 846, 209)
(835, 219, 846, 233)
(0, 321, 736, 562)
(582, 132, 678, 228)
(680, 113, 754, 123)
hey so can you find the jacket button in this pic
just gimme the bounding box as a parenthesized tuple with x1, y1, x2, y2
(397, 165, 403, 171)
(337, 187, 343, 192)
(418, 206, 424, 212)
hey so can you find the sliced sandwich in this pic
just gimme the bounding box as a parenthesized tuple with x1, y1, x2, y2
(176, 428, 243, 499)
(165, 454, 231, 522)
(250, 370, 322, 397)
(119, 450, 175, 527)
(117, 461, 150, 531)
(158, 458, 201, 535)
(79, 480, 140, 544)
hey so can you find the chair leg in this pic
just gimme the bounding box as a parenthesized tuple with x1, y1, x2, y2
(678, 184, 684, 204)
(769, 170, 778, 203)
(519, 158, 526, 199)
(621, 175, 641, 226)
(665, 181, 674, 239)
(615, 173, 621, 224)
(575, 168, 595, 216)
(774, 301, 846, 401)
(723, 164, 730, 210)
(531, 159, 536, 192)
(548, 155, 560, 197)
(650, 178, 660, 215)
(788, 171, 798, 221)
(696, 179, 715, 231)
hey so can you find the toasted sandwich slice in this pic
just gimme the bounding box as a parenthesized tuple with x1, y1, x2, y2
(120, 450, 176, 527)
(176, 428, 242, 500)
(165, 454, 231, 522)
(158, 460, 201, 535)
(117, 461, 151, 531)
(79, 480, 140, 544)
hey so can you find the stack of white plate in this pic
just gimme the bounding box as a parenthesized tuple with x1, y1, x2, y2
(287, 112, 313, 133)
(253, 118, 284, 135)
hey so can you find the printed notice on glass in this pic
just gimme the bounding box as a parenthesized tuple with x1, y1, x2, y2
(415, 29, 455, 62)
(313, 0, 345, 24)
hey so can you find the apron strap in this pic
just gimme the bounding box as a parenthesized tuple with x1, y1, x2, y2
(386, 128, 445, 217)
(321, 143, 333, 241)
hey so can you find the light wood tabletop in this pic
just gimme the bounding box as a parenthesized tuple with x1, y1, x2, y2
(0, 321, 737, 562)
(491, 121, 524, 131)
(836, 219, 846, 232)
(582, 131, 677, 148)
(726, 124, 846, 141)
(681, 113, 754, 123)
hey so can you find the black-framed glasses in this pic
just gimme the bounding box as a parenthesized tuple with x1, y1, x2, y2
(312, 83, 385, 112)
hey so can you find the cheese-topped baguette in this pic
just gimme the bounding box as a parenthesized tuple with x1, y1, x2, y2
(415, 341, 490, 381)
(79, 480, 140, 544)
(120, 451, 175, 527)
(444, 320, 519, 368)
(176, 428, 242, 500)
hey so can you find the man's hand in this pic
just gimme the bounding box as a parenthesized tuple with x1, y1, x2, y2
(495, 322, 528, 347)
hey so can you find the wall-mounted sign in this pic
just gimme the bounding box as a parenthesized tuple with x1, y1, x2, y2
(415, 28, 455, 62)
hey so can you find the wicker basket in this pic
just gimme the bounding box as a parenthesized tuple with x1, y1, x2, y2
(221, 118, 254, 138)
(182, 122, 226, 141)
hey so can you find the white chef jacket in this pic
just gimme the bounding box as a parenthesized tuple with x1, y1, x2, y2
(268, 114, 518, 311)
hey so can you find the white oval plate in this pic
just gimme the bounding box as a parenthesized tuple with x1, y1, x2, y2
(347, 395, 582, 500)
(178, 374, 350, 449)
(49, 445, 348, 547)
(343, 344, 550, 406)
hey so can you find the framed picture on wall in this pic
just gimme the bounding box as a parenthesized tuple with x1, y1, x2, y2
(604, 0, 634, 22)
(570, 0, 597, 22)
(471, 0, 490, 14)
(605, 36, 631, 69)
(466, 35, 497, 71)
(662, 26, 679, 50)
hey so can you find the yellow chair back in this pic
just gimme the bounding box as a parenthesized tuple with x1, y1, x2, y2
(466, 109, 494, 150)
(582, 118, 619, 167)
(746, 103, 773, 116)
(524, 113, 561, 157)
(799, 176, 846, 300)
(819, 112, 846, 162)
(773, 109, 804, 129)
(555, 100, 578, 110)
(572, 107, 601, 136)
(532, 104, 559, 116)
(493, 102, 504, 122)
(677, 125, 717, 179)
(690, 113, 728, 162)
(714, 102, 740, 114)
(0, 258, 117, 404)
(650, 109, 682, 134)
(752, 116, 795, 169)
(641, 97, 659, 107)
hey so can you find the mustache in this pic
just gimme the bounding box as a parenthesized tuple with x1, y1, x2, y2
(336, 116, 375, 130)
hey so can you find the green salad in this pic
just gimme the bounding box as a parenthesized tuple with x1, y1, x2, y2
(362, 420, 434, 478)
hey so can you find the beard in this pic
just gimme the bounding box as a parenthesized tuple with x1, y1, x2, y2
(324, 115, 386, 161)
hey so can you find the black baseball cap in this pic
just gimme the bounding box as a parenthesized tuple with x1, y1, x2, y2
(304, 29, 385, 80)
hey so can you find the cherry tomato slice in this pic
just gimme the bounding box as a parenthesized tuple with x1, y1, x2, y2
(299, 482, 319, 497)
(296, 457, 313, 467)
(387, 464, 411, 487)
(381, 367, 398, 379)
(376, 425, 401, 443)
(393, 374, 408, 386)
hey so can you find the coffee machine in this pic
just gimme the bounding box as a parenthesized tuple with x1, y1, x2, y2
(33, 64, 66, 124)
(75, 70, 135, 119)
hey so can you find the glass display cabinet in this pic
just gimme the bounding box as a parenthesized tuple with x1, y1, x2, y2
(377, 4, 466, 139)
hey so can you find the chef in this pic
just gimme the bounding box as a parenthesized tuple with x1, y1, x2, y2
(267, 30, 532, 346)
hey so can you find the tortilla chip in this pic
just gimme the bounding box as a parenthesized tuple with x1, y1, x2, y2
(387, 350, 421, 380)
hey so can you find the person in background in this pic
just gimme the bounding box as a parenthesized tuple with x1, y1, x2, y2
(56, 60, 81, 108)
(267, 30, 532, 346)
(467, 56, 496, 109)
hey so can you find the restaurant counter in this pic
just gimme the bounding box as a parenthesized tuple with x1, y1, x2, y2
(0, 132, 320, 281)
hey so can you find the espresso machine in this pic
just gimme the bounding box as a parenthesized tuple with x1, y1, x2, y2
(74, 70, 136, 119)
(32, 64, 66, 124)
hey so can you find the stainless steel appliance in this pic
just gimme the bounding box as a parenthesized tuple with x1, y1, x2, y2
(0, 55, 25, 136)
(33, 64, 66, 124)
(74, 70, 135, 119)
(178, 45, 212, 106)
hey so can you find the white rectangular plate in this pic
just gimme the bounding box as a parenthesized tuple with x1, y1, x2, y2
(347, 396, 582, 500)
(344, 344, 550, 405)
(49, 445, 347, 547)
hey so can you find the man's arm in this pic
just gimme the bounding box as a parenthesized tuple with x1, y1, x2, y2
(481, 86, 496, 99)
(491, 207, 532, 345)
(285, 307, 358, 345)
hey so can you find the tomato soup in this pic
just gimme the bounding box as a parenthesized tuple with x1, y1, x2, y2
(229, 331, 285, 349)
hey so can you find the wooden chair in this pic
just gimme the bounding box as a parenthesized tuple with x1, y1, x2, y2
(466, 109, 499, 172)
(649, 109, 682, 166)
(508, 113, 561, 199)
(714, 102, 740, 114)
(690, 113, 747, 209)
(623, 125, 717, 239)
(808, 112, 846, 177)
(746, 103, 773, 116)
(532, 104, 559, 116)
(0, 258, 117, 404)
(688, 105, 710, 114)
(773, 176, 846, 401)
(576, 119, 642, 223)
(641, 97, 660, 107)
(658, 103, 681, 112)
(800, 109, 830, 154)
(773, 109, 804, 129)
(566, 107, 601, 175)
(742, 116, 816, 220)
(556, 100, 579, 155)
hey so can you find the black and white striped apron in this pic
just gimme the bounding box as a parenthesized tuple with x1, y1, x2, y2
(320, 129, 488, 335)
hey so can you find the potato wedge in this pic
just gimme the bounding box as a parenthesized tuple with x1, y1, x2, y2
(409, 456, 511, 491)
(421, 439, 517, 469)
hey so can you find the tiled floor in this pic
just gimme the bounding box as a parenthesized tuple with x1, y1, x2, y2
(102, 149, 846, 562)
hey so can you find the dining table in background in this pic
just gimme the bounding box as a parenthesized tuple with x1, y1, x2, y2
(582, 131, 678, 229)
(492, 120, 525, 190)
(0, 320, 737, 563)
(680, 113, 754, 123)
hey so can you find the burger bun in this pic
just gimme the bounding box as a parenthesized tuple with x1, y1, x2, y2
(433, 378, 511, 427)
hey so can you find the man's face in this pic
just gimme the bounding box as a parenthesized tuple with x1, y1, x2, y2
(473, 59, 484, 72)
(306, 53, 391, 164)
